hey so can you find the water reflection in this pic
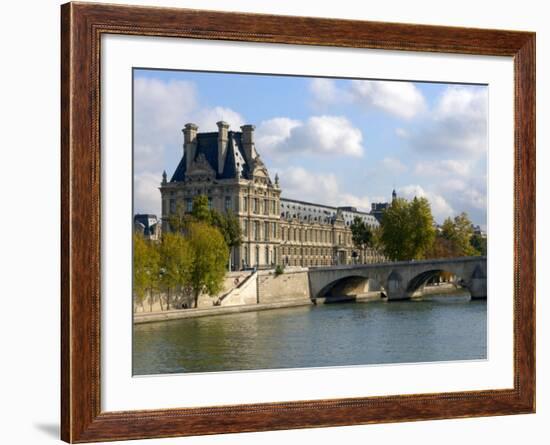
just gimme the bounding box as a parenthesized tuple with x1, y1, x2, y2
(133, 298, 487, 375)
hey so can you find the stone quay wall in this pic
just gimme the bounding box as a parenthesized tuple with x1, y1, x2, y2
(257, 267, 312, 304)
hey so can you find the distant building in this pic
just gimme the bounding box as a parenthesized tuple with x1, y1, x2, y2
(370, 202, 390, 223)
(472, 225, 487, 238)
(134, 214, 161, 240)
(370, 189, 397, 223)
(160, 122, 388, 269)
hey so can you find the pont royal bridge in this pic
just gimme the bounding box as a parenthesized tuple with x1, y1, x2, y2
(307, 256, 487, 302)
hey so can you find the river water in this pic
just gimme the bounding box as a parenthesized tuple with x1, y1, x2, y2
(133, 296, 487, 375)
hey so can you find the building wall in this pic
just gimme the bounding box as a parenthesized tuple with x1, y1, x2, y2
(257, 268, 311, 304)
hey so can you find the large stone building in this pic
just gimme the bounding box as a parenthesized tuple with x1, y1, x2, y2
(160, 122, 386, 270)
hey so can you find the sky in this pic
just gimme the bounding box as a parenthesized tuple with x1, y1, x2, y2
(133, 68, 488, 228)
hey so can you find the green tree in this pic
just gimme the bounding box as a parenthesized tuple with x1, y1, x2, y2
(440, 212, 477, 256)
(380, 197, 435, 261)
(191, 195, 212, 224)
(133, 232, 160, 311)
(211, 210, 242, 270)
(159, 232, 194, 310)
(167, 202, 188, 233)
(186, 222, 228, 308)
(350, 216, 373, 263)
(409, 197, 436, 258)
(470, 232, 487, 256)
(133, 232, 149, 309)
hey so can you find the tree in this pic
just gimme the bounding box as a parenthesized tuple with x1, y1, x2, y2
(190, 195, 212, 224)
(350, 216, 373, 263)
(133, 232, 149, 309)
(133, 232, 160, 311)
(440, 212, 477, 257)
(380, 197, 435, 261)
(159, 232, 194, 310)
(186, 222, 228, 308)
(470, 232, 487, 256)
(167, 202, 188, 233)
(409, 197, 436, 258)
(167, 195, 213, 234)
(211, 210, 242, 249)
(426, 235, 461, 259)
(211, 210, 242, 270)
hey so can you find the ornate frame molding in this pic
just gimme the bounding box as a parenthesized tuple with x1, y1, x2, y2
(61, 2, 535, 442)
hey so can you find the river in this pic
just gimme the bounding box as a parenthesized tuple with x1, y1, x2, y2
(133, 296, 487, 375)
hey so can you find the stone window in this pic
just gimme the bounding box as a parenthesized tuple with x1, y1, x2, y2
(264, 199, 269, 215)
(264, 221, 269, 241)
(265, 247, 269, 265)
(185, 198, 192, 213)
(207, 197, 213, 209)
(272, 200, 277, 214)
(243, 196, 248, 212)
(224, 196, 232, 212)
(253, 198, 259, 214)
(272, 222, 277, 239)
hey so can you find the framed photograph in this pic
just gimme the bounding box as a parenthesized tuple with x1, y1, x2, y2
(61, 2, 535, 442)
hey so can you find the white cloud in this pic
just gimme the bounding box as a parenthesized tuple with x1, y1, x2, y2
(256, 115, 364, 158)
(440, 178, 487, 212)
(134, 76, 245, 156)
(134, 171, 163, 216)
(410, 86, 487, 156)
(275, 166, 371, 212)
(414, 159, 471, 177)
(350, 80, 427, 119)
(309, 78, 351, 106)
(395, 127, 409, 138)
(381, 157, 407, 174)
(256, 117, 301, 152)
(308, 78, 426, 120)
(196, 106, 245, 132)
(134, 78, 197, 146)
(134, 144, 165, 172)
(398, 184, 454, 223)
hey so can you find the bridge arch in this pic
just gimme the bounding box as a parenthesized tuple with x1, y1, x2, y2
(315, 274, 383, 303)
(405, 268, 469, 299)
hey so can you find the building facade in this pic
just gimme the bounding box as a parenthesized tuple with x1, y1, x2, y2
(160, 122, 386, 270)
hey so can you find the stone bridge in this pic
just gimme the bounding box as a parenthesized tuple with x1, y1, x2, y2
(308, 257, 487, 301)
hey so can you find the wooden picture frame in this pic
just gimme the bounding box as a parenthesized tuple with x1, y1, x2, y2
(61, 2, 535, 442)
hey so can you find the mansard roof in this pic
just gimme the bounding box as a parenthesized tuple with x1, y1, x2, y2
(170, 131, 250, 182)
(280, 197, 380, 227)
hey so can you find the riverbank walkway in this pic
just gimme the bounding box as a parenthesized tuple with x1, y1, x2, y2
(134, 299, 313, 325)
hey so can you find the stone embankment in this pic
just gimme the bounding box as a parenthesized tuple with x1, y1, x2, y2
(134, 267, 313, 324)
(134, 300, 312, 324)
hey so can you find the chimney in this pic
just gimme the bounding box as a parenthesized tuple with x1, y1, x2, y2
(183, 123, 198, 171)
(217, 121, 229, 175)
(240, 124, 256, 163)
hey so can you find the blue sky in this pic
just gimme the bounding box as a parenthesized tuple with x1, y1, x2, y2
(133, 69, 487, 228)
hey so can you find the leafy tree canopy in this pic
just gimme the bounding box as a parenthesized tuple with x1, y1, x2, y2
(133, 232, 160, 306)
(440, 212, 478, 257)
(380, 197, 435, 261)
(186, 222, 229, 307)
(211, 210, 242, 249)
(350, 216, 373, 250)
